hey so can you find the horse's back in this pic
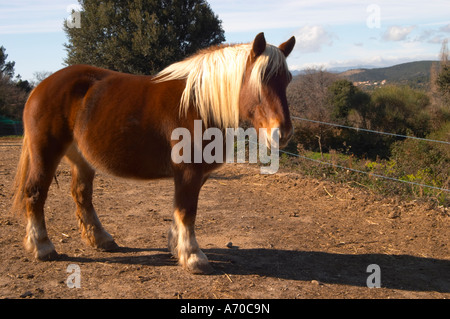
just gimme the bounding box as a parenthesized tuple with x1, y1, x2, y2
(24, 65, 113, 132)
(21, 66, 108, 159)
(24, 64, 182, 179)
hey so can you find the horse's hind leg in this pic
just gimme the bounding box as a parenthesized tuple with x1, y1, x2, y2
(65, 145, 118, 251)
(23, 141, 66, 260)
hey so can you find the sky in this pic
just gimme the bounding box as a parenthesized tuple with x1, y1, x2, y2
(1, 0, 449, 81)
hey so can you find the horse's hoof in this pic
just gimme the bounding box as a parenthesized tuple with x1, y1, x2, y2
(190, 262, 214, 275)
(96, 239, 119, 252)
(25, 236, 58, 261)
(36, 249, 59, 261)
(187, 259, 214, 275)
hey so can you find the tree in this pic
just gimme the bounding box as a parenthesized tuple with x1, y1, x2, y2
(0, 46, 15, 78)
(15, 77, 33, 93)
(437, 65, 450, 97)
(327, 79, 354, 121)
(287, 67, 339, 153)
(31, 71, 53, 87)
(431, 39, 450, 105)
(64, 0, 225, 75)
(0, 46, 29, 121)
(369, 85, 430, 138)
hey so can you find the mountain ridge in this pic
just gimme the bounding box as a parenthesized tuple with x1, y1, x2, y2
(291, 60, 438, 89)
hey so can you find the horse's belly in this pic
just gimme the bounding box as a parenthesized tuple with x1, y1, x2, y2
(73, 131, 174, 180)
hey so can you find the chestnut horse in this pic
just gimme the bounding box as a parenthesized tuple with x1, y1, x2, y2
(12, 32, 295, 274)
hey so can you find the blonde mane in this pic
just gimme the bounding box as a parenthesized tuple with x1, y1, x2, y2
(154, 43, 289, 129)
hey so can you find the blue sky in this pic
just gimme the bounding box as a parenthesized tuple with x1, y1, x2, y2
(1, 0, 449, 81)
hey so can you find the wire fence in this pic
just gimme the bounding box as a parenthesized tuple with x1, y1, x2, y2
(291, 116, 450, 145)
(1, 117, 448, 193)
(284, 116, 450, 193)
(278, 148, 450, 193)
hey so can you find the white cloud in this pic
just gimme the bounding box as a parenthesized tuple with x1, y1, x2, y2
(440, 23, 450, 33)
(428, 36, 448, 44)
(208, 0, 450, 35)
(382, 25, 415, 41)
(407, 24, 450, 45)
(293, 25, 334, 53)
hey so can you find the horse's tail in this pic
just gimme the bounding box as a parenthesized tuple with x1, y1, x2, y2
(12, 133, 30, 215)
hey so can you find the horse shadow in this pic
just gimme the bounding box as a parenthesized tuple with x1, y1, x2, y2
(59, 246, 450, 293)
(205, 248, 450, 293)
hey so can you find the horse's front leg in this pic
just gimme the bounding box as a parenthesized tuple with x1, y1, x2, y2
(168, 169, 213, 274)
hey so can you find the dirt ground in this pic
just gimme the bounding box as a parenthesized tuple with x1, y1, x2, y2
(0, 137, 449, 299)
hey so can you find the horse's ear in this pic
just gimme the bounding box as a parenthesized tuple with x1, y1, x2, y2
(279, 36, 296, 57)
(252, 32, 266, 59)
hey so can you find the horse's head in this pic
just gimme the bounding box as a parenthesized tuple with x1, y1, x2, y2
(239, 33, 295, 149)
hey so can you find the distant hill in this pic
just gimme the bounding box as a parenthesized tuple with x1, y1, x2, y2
(338, 60, 437, 89)
(290, 61, 438, 89)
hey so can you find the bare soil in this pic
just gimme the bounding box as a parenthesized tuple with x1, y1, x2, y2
(0, 138, 449, 299)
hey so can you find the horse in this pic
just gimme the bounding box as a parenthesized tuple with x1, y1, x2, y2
(12, 32, 295, 274)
